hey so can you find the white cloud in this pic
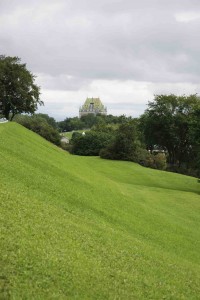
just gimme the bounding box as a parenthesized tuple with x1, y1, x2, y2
(175, 12, 200, 23)
(37, 80, 200, 120)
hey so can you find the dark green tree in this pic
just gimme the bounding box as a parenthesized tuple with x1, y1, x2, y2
(188, 108, 200, 177)
(80, 114, 97, 128)
(36, 113, 57, 129)
(70, 131, 113, 156)
(100, 120, 142, 162)
(57, 117, 85, 132)
(0, 55, 42, 120)
(14, 114, 61, 146)
(139, 94, 200, 168)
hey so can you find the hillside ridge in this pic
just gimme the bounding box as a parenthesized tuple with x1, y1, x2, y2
(0, 122, 200, 299)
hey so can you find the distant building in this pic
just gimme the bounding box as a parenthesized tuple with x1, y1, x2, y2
(79, 97, 107, 118)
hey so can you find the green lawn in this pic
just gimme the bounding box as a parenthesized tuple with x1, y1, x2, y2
(0, 122, 200, 299)
(62, 129, 89, 139)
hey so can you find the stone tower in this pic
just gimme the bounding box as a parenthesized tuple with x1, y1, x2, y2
(79, 97, 107, 118)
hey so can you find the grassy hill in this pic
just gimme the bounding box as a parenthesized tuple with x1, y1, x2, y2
(0, 122, 200, 299)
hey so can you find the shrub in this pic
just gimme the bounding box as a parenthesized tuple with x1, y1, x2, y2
(60, 142, 72, 151)
(137, 149, 153, 167)
(14, 114, 61, 146)
(153, 153, 167, 170)
(138, 151, 167, 170)
(70, 131, 113, 156)
(100, 121, 142, 162)
(99, 145, 116, 160)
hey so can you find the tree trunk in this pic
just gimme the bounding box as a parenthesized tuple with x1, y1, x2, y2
(10, 112, 15, 121)
(4, 110, 10, 120)
(4, 103, 11, 120)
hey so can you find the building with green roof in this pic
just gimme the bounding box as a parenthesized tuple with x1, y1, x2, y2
(79, 97, 107, 117)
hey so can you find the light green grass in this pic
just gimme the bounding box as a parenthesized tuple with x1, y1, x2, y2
(0, 122, 200, 299)
(62, 129, 89, 139)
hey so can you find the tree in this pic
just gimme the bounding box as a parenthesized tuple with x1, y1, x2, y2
(80, 114, 97, 128)
(14, 114, 61, 146)
(70, 131, 113, 156)
(0, 55, 42, 120)
(100, 120, 142, 162)
(139, 94, 200, 170)
(188, 108, 200, 177)
(36, 113, 57, 129)
(57, 117, 85, 132)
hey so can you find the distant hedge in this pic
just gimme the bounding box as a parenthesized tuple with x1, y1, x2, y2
(14, 114, 61, 146)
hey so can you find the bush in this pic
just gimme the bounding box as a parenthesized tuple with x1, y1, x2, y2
(100, 121, 142, 162)
(99, 145, 116, 160)
(60, 142, 72, 151)
(137, 149, 152, 166)
(70, 131, 113, 156)
(14, 114, 61, 146)
(153, 153, 167, 170)
(138, 150, 167, 170)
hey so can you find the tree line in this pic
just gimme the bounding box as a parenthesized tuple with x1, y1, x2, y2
(0, 55, 199, 177)
(68, 95, 200, 178)
(57, 114, 129, 132)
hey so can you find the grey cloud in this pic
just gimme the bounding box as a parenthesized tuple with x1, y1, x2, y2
(0, 0, 200, 92)
(0, 0, 200, 82)
(36, 74, 91, 91)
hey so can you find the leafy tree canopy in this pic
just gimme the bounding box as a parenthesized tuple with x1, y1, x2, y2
(36, 113, 57, 129)
(139, 94, 200, 169)
(14, 114, 61, 146)
(70, 130, 113, 156)
(0, 55, 42, 120)
(57, 114, 133, 132)
(100, 120, 142, 161)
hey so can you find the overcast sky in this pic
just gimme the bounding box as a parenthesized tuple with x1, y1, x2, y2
(0, 0, 200, 120)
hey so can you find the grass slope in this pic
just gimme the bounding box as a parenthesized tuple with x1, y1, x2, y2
(0, 122, 200, 299)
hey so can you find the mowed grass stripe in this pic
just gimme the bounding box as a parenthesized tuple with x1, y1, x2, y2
(0, 122, 200, 299)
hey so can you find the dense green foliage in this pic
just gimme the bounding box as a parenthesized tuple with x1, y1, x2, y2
(14, 114, 61, 146)
(57, 114, 131, 132)
(0, 56, 42, 120)
(58, 116, 85, 132)
(98, 121, 167, 170)
(68, 120, 166, 171)
(188, 108, 200, 176)
(100, 120, 142, 161)
(58, 94, 200, 176)
(139, 94, 200, 176)
(36, 113, 58, 129)
(0, 56, 199, 177)
(0, 122, 200, 299)
(70, 130, 113, 155)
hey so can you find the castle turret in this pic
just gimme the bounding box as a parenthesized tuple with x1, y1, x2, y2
(79, 97, 107, 118)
